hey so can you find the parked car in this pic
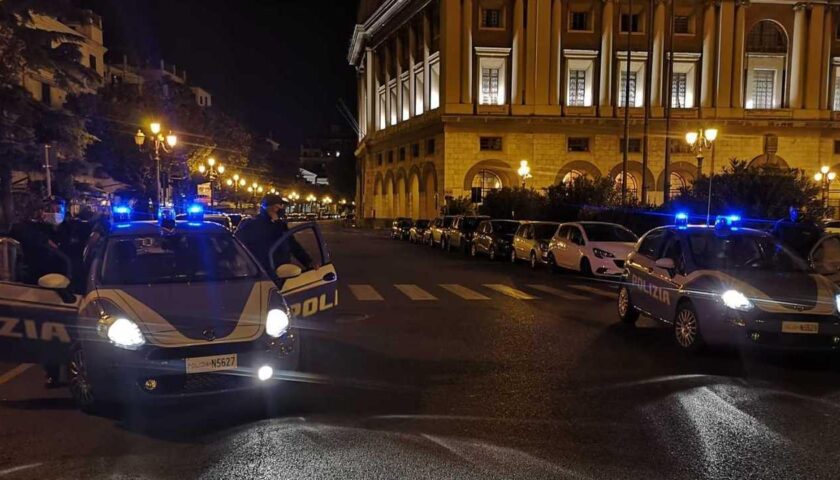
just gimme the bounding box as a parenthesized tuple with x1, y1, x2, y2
(471, 219, 521, 261)
(227, 213, 250, 229)
(391, 217, 414, 240)
(176, 213, 233, 231)
(305, 213, 318, 221)
(428, 216, 456, 247)
(409, 219, 431, 243)
(446, 215, 490, 253)
(548, 222, 638, 276)
(823, 220, 840, 234)
(512, 221, 560, 268)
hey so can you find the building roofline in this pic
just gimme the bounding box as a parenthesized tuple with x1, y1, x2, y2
(348, 0, 431, 66)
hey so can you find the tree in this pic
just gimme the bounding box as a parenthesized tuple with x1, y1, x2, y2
(669, 160, 826, 220)
(446, 196, 475, 215)
(478, 187, 547, 219)
(546, 176, 619, 220)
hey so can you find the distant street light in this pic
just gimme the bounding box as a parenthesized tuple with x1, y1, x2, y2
(196, 157, 224, 207)
(517, 160, 532, 188)
(686, 127, 719, 224)
(135, 121, 177, 213)
(815, 166, 837, 212)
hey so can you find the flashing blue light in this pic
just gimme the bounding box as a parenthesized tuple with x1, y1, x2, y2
(185, 203, 204, 222)
(187, 204, 203, 214)
(112, 205, 132, 223)
(675, 212, 689, 228)
(113, 206, 130, 215)
(715, 214, 742, 230)
(187, 222, 203, 227)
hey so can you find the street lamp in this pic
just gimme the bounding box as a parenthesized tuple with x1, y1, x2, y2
(196, 157, 225, 208)
(135, 121, 178, 213)
(686, 127, 719, 224)
(517, 160, 532, 188)
(815, 166, 837, 212)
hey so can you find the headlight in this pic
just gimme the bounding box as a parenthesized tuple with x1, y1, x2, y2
(266, 308, 290, 338)
(835, 294, 840, 313)
(721, 290, 754, 311)
(593, 248, 615, 259)
(106, 318, 146, 349)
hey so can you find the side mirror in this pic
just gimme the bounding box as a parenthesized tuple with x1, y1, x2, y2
(275, 263, 303, 280)
(655, 258, 675, 271)
(38, 274, 75, 304)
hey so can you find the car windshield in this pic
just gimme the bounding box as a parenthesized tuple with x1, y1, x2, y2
(687, 231, 809, 272)
(461, 217, 483, 229)
(533, 224, 558, 240)
(101, 233, 260, 284)
(415, 220, 430, 228)
(582, 224, 638, 242)
(442, 217, 455, 227)
(396, 219, 412, 227)
(492, 221, 520, 235)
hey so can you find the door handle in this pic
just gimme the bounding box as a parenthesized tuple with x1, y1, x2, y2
(322, 272, 336, 282)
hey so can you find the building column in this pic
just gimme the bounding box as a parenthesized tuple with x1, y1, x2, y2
(423, 11, 431, 110)
(358, 73, 366, 138)
(650, 0, 666, 109)
(789, 3, 807, 109)
(365, 48, 376, 134)
(409, 24, 417, 117)
(805, 3, 825, 110)
(384, 44, 393, 126)
(375, 52, 383, 130)
(462, 0, 473, 105)
(396, 34, 404, 122)
(441, 0, 462, 110)
(512, 0, 525, 105)
(599, 0, 615, 112)
(731, 1, 747, 108)
(525, 0, 538, 105)
(700, 0, 716, 108)
(820, 7, 833, 110)
(549, 0, 562, 105)
(534, 0, 552, 107)
(716, 0, 735, 109)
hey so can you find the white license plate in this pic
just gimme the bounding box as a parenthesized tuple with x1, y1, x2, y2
(186, 354, 238, 374)
(781, 322, 819, 335)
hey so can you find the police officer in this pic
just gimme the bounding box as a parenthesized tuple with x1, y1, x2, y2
(772, 206, 823, 259)
(235, 195, 314, 275)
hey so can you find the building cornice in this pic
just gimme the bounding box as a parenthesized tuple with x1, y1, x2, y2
(348, 0, 432, 66)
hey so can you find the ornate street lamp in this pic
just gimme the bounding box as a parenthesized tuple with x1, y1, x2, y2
(196, 157, 224, 207)
(135, 121, 178, 212)
(686, 128, 719, 224)
(517, 160, 532, 188)
(815, 166, 837, 211)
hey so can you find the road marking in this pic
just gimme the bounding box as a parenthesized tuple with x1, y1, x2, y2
(567, 284, 616, 298)
(0, 363, 32, 385)
(0, 463, 43, 477)
(394, 284, 438, 301)
(439, 284, 490, 300)
(483, 284, 538, 300)
(348, 284, 384, 301)
(525, 284, 588, 301)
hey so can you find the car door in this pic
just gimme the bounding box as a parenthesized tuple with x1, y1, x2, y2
(269, 223, 338, 319)
(625, 228, 668, 314)
(809, 234, 840, 284)
(552, 226, 573, 267)
(512, 224, 525, 260)
(649, 234, 686, 321)
(567, 226, 587, 268)
(0, 237, 80, 364)
(474, 221, 488, 253)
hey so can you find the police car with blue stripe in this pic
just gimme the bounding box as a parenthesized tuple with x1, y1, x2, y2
(618, 213, 840, 353)
(0, 204, 338, 412)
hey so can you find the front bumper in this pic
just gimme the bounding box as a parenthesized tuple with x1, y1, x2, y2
(705, 307, 840, 352)
(83, 329, 299, 402)
(591, 257, 625, 276)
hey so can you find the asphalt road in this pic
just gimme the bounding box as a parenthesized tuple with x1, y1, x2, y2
(1, 222, 839, 479)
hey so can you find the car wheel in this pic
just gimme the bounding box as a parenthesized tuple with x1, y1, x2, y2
(441, 238, 447, 251)
(470, 243, 477, 257)
(489, 247, 496, 261)
(68, 345, 102, 414)
(674, 301, 705, 353)
(510, 250, 517, 263)
(548, 253, 561, 274)
(617, 285, 640, 325)
(580, 257, 593, 277)
(529, 252, 538, 269)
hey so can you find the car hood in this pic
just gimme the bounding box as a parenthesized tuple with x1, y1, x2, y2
(93, 280, 273, 346)
(691, 270, 837, 314)
(589, 242, 636, 258)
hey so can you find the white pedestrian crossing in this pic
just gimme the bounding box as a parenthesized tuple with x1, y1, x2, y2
(525, 284, 588, 301)
(483, 284, 538, 300)
(567, 284, 616, 298)
(394, 284, 438, 301)
(348, 284, 384, 301)
(344, 283, 612, 302)
(439, 284, 490, 300)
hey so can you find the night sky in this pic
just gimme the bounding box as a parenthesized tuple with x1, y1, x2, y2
(77, 0, 359, 145)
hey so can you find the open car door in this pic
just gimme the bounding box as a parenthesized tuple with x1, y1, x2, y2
(269, 223, 338, 319)
(0, 238, 79, 364)
(809, 234, 840, 285)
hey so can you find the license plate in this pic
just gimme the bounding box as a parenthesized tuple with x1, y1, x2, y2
(186, 354, 238, 374)
(781, 321, 819, 335)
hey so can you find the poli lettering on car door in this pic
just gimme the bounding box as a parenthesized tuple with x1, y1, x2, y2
(269, 224, 338, 319)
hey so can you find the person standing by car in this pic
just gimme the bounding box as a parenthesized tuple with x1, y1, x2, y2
(235, 194, 314, 275)
(772, 206, 823, 259)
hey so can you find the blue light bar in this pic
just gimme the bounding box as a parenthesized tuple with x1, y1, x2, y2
(675, 212, 689, 228)
(112, 205, 131, 223)
(185, 203, 204, 222)
(715, 214, 742, 229)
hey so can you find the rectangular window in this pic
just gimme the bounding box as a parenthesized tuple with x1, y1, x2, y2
(481, 8, 503, 29)
(427, 138, 436, 154)
(389, 83, 398, 124)
(671, 72, 687, 108)
(567, 137, 590, 152)
(620, 138, 642, 153)
(399, 147, 406, 161)
(378, 91, 386, 129)
(833, 140, 840, 155)
(89, 54, 97, 71)
(620, 14, 641, 33)
(833, 75, 840, 111)
(569, 12, 589, 31)
(388, 151, 394, 163)
(479, 137, 503, 151)
(669, 139, 693, 154)
(430, 60, 440, 110)
(377, 154, 383, 166)
(674, 16, 691, 34)
(568, 69, 586, 106)
(411, 143, 420, 158)
(619, 71, 638, 107)
(40, 82, 51, 106)
(415, 74, 425, 115)
(401, 78, 410, 121)
(481, 67, 501, 105)
(753, 69, 775, 109)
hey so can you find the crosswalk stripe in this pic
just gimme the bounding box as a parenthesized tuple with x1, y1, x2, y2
(0, 364, 32, 385)
(348, 284, 384, 301)
(567, 284, 616, 298)
(525, 284, 588, 301)
(483, 284, 538, 300)
(394, 284, 438, 301)
(439, 284, 490, 300)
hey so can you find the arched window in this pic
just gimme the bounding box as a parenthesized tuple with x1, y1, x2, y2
(669, 172, 688, 198)
(745, 21, 788, 109)
(614, 173, 638, 200)
(471, 169, 502, 203)
(746, 21, 787, 54)
(562, 169, 585, 186)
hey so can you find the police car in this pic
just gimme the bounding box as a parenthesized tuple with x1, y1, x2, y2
(617, 213, 840, 353)
(0, 204, 338, 411)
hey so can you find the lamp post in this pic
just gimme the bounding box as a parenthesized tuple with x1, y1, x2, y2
(197, 157, 224, 208)
(135, 122, 177, 213)
(306, 194, 317, 214)
(815, 166, 837, 213)
(685, 128, 719, 224)
(517, 160, 532, 188)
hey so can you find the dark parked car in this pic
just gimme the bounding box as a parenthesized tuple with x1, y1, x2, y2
(428, 216, 457, 247)
(446, 215, 490, 253)
(409, 219, 431, 243)
(391, 217, 413, 240)
(471, 219, 522, 261)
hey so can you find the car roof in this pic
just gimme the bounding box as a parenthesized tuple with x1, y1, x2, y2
(663, 225, 771, 236)
(109, 220, 231, 237)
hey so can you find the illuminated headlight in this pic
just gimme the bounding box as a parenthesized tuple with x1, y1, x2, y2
(835, 294, 840, 313)
(106, 318, 146, 349)
(593, 248, 615, 259)
(721, 290, 754, 311)
(265, 308, 290, 338)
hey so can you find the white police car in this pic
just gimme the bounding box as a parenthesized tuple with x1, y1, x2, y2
(618, 214, 840, 353)
(0, 204, 338, 411)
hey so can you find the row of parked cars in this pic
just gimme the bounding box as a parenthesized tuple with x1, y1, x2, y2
(391, 215, 639, 277)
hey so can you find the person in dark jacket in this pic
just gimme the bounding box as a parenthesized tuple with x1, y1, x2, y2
(9, 197, 72, 285)
(235, 195, 314, 275)
(771, 206, 824, 259)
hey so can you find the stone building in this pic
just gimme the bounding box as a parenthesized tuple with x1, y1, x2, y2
(349, 0, 840, 220)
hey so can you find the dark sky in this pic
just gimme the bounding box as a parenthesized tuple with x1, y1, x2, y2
(77, 0, 359, 146)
